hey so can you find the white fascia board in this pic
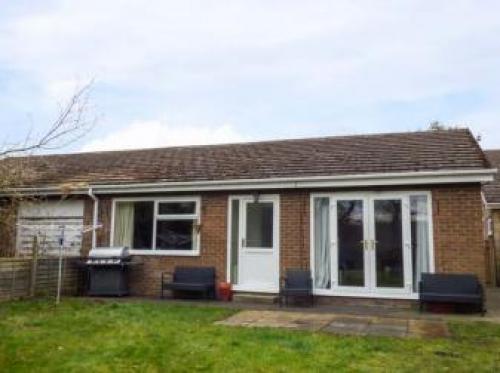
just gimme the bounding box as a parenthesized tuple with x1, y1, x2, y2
(7, 168, 497, 196)
(86, 168, 497, 194)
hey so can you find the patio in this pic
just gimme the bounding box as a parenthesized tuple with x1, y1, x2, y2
(90, 287, 500, 339)
(158, 286, 500, 322)
(216, 310, 450, 338)
(214, 288, 499, 338)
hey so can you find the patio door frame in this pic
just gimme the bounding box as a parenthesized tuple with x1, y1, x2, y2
(311, 191, 433, 299)
(331, 194, 372, 295)
(227, 194, 280, 293)
(367, 193, 412, 296)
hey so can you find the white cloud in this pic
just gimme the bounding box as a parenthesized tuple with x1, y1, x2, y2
(2, 0, 499, 104)
(80, 120, 246, 152)
(1, 1, 500, 147)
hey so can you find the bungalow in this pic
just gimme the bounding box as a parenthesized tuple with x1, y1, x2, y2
(484, 149, 500, 285)
(2, 128, 497, 303)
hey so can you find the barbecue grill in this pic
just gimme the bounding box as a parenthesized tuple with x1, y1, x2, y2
(85, 247, 133, 296)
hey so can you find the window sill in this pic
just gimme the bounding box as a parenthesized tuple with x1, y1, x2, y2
(129, 250, 200, 257)
(312, 288, 419, 300)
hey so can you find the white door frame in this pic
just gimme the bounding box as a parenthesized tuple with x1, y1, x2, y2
(310, 191, 434, 299)
(227, 194, 280, 293)
(331, 194, 371, 295)
(368, 193, 413, 296)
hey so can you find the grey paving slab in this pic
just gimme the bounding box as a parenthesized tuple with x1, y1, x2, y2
(330, 315, 373, 324)
(366, 324, 408, 338)
(371, 317, 408, 327)
(288, 313, 335, 331)
(217, 309, 450, 338)
(323, 321, 370, 336)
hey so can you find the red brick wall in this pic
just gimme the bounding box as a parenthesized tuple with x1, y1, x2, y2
(278, 185, 487, 283)
(432, 185, 486, 282)
(491, 210, 500, 285)
(80, 184, 486, 296)
(82, 193, 228, 297)
(280, 191, 310, 273)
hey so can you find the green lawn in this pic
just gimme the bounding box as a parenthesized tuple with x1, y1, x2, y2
(0, 299, 499, 372)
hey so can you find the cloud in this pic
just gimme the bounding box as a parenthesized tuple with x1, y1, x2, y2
(1, 1, 500, 148)
(80, 120, 246, 152)
(2, 1, 500, 104)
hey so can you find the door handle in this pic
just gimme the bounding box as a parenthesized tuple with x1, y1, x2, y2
(360, 240, 371, 250)
(241, 238, 246, 247)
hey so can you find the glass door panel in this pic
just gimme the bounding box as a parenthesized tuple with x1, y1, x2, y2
(337, 200, 366, 287)
(245, 202, 273, 248)
(373, 199, 404, 289)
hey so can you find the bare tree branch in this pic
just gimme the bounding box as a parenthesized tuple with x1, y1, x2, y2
(0, 80, 97, 256)
(0, 80, 96, 158)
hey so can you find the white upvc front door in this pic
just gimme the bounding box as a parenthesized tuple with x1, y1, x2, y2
(316, 192, 414, 297)
(228, 195, 280, 293)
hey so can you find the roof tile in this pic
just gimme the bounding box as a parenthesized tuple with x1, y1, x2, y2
(5, 128, 491, 188)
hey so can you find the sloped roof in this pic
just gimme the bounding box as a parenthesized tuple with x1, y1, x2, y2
(5, 128, 491, 188)
(484, 149, 500, 204)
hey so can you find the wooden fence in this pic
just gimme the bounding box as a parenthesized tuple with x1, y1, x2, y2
(0, 257, 82, 301)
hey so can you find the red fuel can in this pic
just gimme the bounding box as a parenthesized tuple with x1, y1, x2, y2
(218, 282, 233, 301)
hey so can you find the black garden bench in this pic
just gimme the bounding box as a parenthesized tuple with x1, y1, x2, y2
(161, 266, 216, 300)
(419, 273, 485, 315)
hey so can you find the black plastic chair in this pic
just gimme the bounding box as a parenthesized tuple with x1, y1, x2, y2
(279, 269, 313, 307)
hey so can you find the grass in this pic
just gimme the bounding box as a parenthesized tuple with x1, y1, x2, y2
(0, 299, 499, 372)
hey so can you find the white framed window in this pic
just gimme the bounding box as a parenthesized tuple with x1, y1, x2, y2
(111, 197, 201, 256)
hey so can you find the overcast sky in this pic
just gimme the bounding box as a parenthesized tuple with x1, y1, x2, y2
(1, 1, 499, 152)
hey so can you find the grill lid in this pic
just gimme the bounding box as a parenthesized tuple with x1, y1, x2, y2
(86, 247, 130, 265)
(88, 247, 130, 259)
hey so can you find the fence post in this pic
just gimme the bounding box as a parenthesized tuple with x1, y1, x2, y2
(56, 226, 65, 305)
(10, 260, 16, 300)
(29, 236, 38, 297)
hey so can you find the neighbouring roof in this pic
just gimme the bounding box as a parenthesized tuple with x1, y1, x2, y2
(4, 128, 492, 189)
(484, 149, 500, 204)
